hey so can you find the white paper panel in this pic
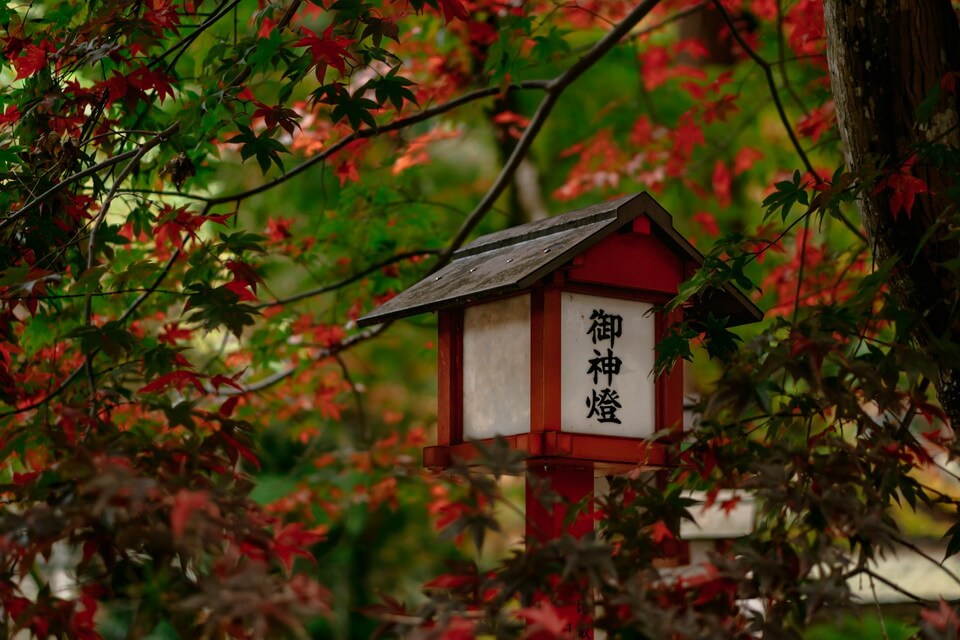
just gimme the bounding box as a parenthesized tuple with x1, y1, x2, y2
(462, 295, 531, 440)
(560, 292, 655, 438)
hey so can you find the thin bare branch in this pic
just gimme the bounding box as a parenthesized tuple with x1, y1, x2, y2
(438, 0, 665, 265)
(0, 250, 181, 420)
(712, 0, 817, 181)
(213, 323, 387, 396)
(627, 0, 709, 42)
(254, 249, 439, 309)
(203, 80, 552, 206)
(2, 148, 141, 233)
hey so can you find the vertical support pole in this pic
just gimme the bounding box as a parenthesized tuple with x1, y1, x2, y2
(653, 308, 689, 566)
(437, 309, 462, 447)
(526, 465, 594, 639)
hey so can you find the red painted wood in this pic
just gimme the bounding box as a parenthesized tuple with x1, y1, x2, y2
(525, 466, 593, 541)
(432, 434, 666, 469)
(526, 466, 594, 639)
(531, 287, 545, 434)
(567, 233, 682, 293)
(631, 215, 651, 234)
(656, 308, 685, 434)
(542, 286, 562, 432)
(437, 309, 463, 447)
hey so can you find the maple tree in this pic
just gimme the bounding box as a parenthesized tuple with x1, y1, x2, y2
(2, 0, 960, 638)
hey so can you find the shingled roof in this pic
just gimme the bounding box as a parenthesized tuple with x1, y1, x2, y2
(357, 192, 762, 327)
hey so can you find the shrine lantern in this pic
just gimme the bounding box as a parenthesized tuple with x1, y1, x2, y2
(358, 192, 760, 475)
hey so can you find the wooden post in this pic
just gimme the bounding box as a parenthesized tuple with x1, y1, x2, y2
(526, 465, 594, 639)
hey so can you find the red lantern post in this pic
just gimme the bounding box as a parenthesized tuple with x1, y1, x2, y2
(359, 193, 761, 638)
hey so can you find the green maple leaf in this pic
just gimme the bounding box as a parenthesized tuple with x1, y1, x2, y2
(226, 124, 288, 174)
(330, 93, 379, 130)
(370, 68, 417, 111)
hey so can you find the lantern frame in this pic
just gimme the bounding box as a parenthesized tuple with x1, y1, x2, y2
(358, 192, 762, 473)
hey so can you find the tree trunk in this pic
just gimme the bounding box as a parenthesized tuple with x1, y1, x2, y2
(824, 0, 960, 423)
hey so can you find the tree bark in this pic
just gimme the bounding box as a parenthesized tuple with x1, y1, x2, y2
(824, 0, 960, 423)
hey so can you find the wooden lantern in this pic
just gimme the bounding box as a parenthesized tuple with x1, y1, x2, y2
(359, 193, 761, 638)
(358, 192, 760, 474)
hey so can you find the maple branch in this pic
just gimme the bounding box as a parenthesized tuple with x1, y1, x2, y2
(151, 0, 243, 70)
(891, 534, 960, 589)
(254, 249, 439, 309)
(1, 147, 141, 234)
(84, 123, 180, 283)
(214, 323, 387, 396)
(4, 288, 184, 301)
(0, 250, 180, 420)
(774, 0, 808, 116)
(438, 0, 664, 263)
(711, 0, 817, 180)
(844, 567, 934, 605)
(203, 80, 552, 206)
(226, 0, 304, 87)
(81, 123, 178, 403)
(627, 0, 709, 41)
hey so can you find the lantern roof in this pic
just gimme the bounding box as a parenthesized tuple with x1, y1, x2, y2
(357, 192, 762, 327)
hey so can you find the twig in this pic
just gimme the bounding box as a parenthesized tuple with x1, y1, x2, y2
(203, 81, 552, 206)
(254, 249, 438, 309)
(151, 0, 243, 70)
(4, 288, 184, 301)
(0, 250, 181, 420)
(82, 123, 179, 401)
(2, 148, 142, 233)
(712, 0, 817, 181)
(213, 323, 387, 396)
(334, 354, 367, 442)
(627, 0, 709, 42)
(437, 0, 665, 266)
(891, 535, 960, 589)
(775, 0, 808, 116)
(844, 567, 935, 605)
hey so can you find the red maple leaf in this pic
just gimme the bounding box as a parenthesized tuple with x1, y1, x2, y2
(437, 0, 469, 24)
(252, 102, 301, 135)
(127, 65, 176, 103)
(921, 599, 960, 631)
(692, 211, 720, 237)
(272, 522, 326, 571)
(139, 369, 206, 394)
(733, 147, 764, 175)
(294, 25, 357, 83)
(720, 495, 742, 515)
(210, 369, 245, 392)
(144, 0, 181, 35)
(158, 322, 192, 345)
(155, 205, 233, 249)
(335, 159, 360, 186)
(0, 105, 20, 126)
(797, 101, 836, 143)
(703, 94, 740, 124)
(224, 260, 261, 297)
(14, 41, 55, 80)
(651, 520, 675, 543)
(424, 573, 475, 590)
(872, 156, 929, 221)
(515, 602, 567, 638)
(672, 112, 704, 157)
(712, 160, 732, 207)
(170, 489, 215, 538)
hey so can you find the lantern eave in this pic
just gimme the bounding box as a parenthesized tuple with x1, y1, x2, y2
(357, 192, 762, 328)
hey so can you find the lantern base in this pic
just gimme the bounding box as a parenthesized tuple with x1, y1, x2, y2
(423, 431, 669, 474)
